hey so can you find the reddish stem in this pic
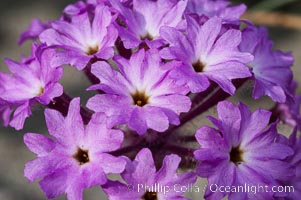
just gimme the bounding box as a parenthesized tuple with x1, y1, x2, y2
(84, 61, 100, 85)
(180, 78, 247, 126)
(191, 82, 218, 108)
(115, 37, 132, 59)
(164, 78, 248, 135)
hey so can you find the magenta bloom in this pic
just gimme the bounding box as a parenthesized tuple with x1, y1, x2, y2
(186, 0, 246, 22)
(87, 49, 191, 135)
(40, 4, 117, 70)
(87, 0, 110, 5)
(109, 0, 187, 48)
(24, 98, 126, 200)
(194, 101, 294, 200)
(0, 99, 13, 127)
(239, 25, 294, 103)
(63, 1, 97, 16)
(160, 16, 253, 94)
(103, 148, 196, 200)
(0, 45, 63, 130)
(18, 19, 50, 45)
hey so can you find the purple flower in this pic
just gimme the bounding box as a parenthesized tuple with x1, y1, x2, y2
(275, 96, 301, 128)
(63, 0, 111, 16)
(87, 0, 110, 5)
(18, 19, 50, 45)
(272, 82, 301, 129)
(160, 16, 253, 94)
(39, 4, 117, 70)
(24, 98, 126, 200)
(0, 45, 63, 130)
(194, 101, 294, 200)
(87, 49, 191, 135)
(239, 25, 294, 103)
(0, 99, 13, 127)
(109, 0, 187, 48)
(103, 148, 196, 199)
(63, 1, 93, 16)
(280, 129, 301, 199)
(186, 0, 246, 22)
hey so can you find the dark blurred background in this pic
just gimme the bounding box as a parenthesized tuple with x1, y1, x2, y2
(0, 0, 300, 199)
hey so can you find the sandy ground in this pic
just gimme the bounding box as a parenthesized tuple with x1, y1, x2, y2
(0, 1, 300, 200)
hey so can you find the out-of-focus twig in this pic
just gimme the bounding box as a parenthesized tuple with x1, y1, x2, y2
(243, 11, 301, 31)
